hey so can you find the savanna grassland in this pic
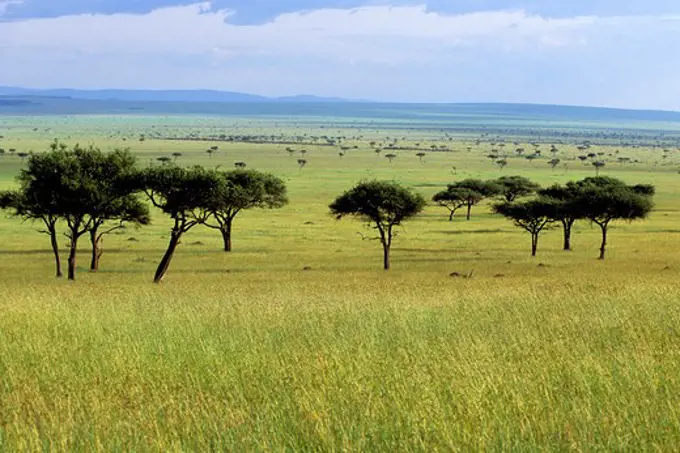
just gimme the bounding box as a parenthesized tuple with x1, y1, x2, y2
(1, 111, 680, 451)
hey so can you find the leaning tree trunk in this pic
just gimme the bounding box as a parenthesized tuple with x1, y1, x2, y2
(154, 232, 182, 283)
(67, 232, 79, 281)
(466, 203, 472, 221)
(89, 228, 104, 272)
(562, 220, 573, 251)
(221, 220, 233, 252)
(49, 227, 63, 278)
(449, 210, 455, 221)
(598, 224, 608, 260)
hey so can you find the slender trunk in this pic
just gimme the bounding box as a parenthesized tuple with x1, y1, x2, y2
(531, 232, 538, 257)
(449, 210, 455, 221)
(49, 226, 63, 278)
(221, 219, 233, 252)
(598, 224, 608, 260)
(154, 232, 181, 283)
(89, 227, 102, 272)
(67, 231, 79, 281)
(382, 243, 391, 270)
(562, 219, 573, 251)
(466, 203, 472, 221)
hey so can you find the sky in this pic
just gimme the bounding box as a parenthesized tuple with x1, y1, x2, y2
(1, 0, 679, 110)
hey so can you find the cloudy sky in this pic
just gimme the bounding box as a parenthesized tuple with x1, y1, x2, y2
(1, 0, 679, 110)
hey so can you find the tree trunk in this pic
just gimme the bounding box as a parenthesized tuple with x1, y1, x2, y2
(382, 243, 391, 270)
(449, 210, 455, 221)
(49, 226, 63, 278)
(221, 220, 233, 252)
(89, 228, 103, 272)
(599, 224, 608, 260)
(562, 220, 573, 251)
(466, 203, 472, 221)
(154, 232, 181, 283)
(67, 232, 79, 281)
(531, 233, 538, 257)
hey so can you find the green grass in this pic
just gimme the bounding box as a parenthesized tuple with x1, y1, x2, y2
(1, 116, 680, 451)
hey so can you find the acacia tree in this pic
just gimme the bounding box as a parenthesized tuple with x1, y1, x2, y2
(493, 199, 557, 257)
(539, 184, 583, 251)
(0, 189, 62, 277)
(447, 179, 500, 220)
(495, 176, 541, 202)
(204, 169, 288, 252)
(85, 149, 150, 271)
(142, 166, 221, 283)
(330, 181, 425, 270)
(574, 177, 654, 260)
(432, 187, 478, 221)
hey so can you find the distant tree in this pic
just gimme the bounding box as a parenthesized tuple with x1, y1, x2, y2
(172, 152, 182, 162)
(286, 148, 296, 157)
(206, 149, 215, 159)
(142, 166, 221, 283)
(493, 199, 557, 257)
(416, 152, 426, 163)
(297, 159, 307, 169)
(592, 161, 606, 176)
(578, 155, 588, 163)
(234, 162, 247, 169)
(204, 170, 288, 252)
(548, 158, 561, 171)
(385, 153, 397, 163)
(495, 159, 508, 171)
(330, 181, 425, 270)
(17, 152, 29, 162)
(495, 176, 540, 202)
(574, 177, 654, 260)
(157, 156, 172, 165)
(447, 179, 500, 220)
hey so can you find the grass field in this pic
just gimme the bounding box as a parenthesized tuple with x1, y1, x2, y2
(1, 114, 680, 451)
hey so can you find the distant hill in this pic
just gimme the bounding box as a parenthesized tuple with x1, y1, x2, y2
(0, 86, 352, 104)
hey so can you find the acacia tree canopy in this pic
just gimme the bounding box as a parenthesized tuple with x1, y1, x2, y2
(204, 169, 288, 252)
(495, 176, 541, 202)
(330, 180, 425, 270)
(142, 165, 222, 283)
(493, 199, 557, 257)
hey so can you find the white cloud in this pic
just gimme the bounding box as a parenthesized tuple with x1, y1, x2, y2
(1, 2, 680, 108)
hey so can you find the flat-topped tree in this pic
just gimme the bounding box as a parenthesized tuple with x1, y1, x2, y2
(493, 199, 557, 257)
(539, 184, 584, 251)
(495, 176, 541, 202)
(0, 187, 63, 278)
(330, 181, 425, 270)
(204, 170, 288, 252)
(433, 187, 479, 221)
(86, 148, 150, 272)
(573, 177, 655, 260)
(142, 166, 221, 283)
(447, 179, 500, 220)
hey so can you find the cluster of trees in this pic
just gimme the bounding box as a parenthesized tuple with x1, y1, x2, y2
(0, 144, 288, 283)
(331, 176, 654, 270)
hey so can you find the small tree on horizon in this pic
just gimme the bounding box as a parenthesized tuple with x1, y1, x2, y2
(330, 181, 425, 270)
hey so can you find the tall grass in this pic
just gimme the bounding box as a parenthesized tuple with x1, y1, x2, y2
(0, 117, 679, 450)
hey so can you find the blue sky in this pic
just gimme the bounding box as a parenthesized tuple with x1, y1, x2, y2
(1, 0, 680, 109)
